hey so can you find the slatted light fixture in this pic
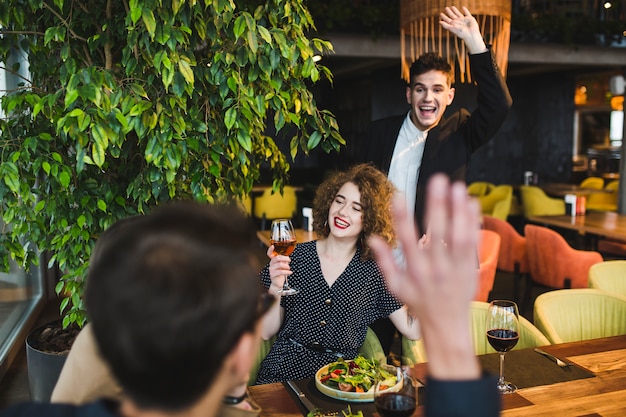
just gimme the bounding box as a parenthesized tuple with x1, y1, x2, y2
(400, 0, 511, 83)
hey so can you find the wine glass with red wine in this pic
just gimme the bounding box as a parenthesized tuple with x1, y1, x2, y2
(486, 300, 520, 394)
(374, 366, 417, 417)
(270, 219, 298, 296)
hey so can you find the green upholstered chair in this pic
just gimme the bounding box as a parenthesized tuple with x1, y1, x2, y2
(249, 327, 385, 384)
(249, 336, 276, 385)
(579, 177, 605, 190)
(477, 185, 513, 220)
(586, 180, 619, 212)
(588, 261, 626, 297)
(359, 327, 387, 364)
(402, 301, 550, 364)
(467, 181, 495, 198)
(519, 185, 566, 217)
(534, 289, 626, 344)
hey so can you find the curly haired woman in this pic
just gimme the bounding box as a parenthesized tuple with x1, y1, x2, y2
(255, 163, 421, 384)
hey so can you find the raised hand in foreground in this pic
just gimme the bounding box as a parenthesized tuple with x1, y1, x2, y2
(369, 174, 481, 380)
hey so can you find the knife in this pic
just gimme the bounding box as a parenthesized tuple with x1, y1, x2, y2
(286, 380, 318, 414)
(534, 348, 571, 368)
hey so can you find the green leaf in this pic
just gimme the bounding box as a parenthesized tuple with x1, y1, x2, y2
(65, 90, 79, 108)
(307, 130, 322, 149)
(246, 30, 258, 54)
(59, 171, 71, 188)
(179, 59, 194, 84)
(225, 107, 237, 131)
(234, 15, 246, 40)
(130, 83, 149, 99)
(130, 3, 142, 24)
(237, 129, 252, 153)
(142, 8, 157, 36)
(258, 26, 272, 44)
(97, 199, 107, 212)
(92, 140, 105, 167)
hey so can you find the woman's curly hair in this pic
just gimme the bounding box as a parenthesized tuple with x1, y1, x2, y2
(312, 163, 396, 260)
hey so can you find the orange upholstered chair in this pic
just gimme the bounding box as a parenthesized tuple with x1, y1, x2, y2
(475, 229, 501, 302)
(482, 216, 528, 302)
(525, 224, 603, 290)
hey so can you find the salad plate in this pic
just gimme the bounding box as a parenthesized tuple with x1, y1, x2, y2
(314, 357, 402, 402)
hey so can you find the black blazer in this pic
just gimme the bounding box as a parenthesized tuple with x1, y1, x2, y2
(356, 49, 513, 232)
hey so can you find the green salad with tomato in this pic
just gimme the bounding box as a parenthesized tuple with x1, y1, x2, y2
(318, 356, 397, 393)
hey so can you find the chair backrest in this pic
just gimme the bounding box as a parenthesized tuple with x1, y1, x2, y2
(519, 185, 566, 217)
(358, 327, 387, 365)
(589, 261, 626, 297)
(253, 186, 298, 221)
(402, 301, 550, 363)
(249, 327, 385, 384)
(477, 185, 513, 220)
(475, 229, 501, 302)
(525, 224, 603, 289)
(534, 288, 626, 344)
(586, 180, 619, 211)
(482, 216, 528, 274)
(467, 181, 495, 198)
(579, 177, 605, 190)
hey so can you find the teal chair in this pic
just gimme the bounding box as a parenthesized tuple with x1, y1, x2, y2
(534, 289, 626, 344)
(402, 301, 549, 363)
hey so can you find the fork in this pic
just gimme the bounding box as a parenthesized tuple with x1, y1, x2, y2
(534, 348, 571, 368)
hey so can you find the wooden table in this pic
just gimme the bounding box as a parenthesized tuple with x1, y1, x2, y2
(539, 183, 612, 198)
(248, 335, 626, 416)
(257, 229, 317, 247)
(527, 211, 626, 243)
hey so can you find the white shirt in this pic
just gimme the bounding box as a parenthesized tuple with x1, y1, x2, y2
(387, 111, 428, 217)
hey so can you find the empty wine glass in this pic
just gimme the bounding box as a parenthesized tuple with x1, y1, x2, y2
(270, 219, 298, 296)
(486, 300, 520, 394)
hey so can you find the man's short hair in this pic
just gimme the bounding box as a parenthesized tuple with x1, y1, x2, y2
(409, 52, 453, 87)
(85, 201, 264, 411)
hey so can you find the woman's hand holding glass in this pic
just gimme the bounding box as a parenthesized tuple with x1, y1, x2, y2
(267, 219, 297, 296)
(266, 245, 293, 296)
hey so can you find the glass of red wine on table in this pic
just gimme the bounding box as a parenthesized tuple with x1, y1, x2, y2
(486, 300, 520, 394)
(374, 366, 418, 417)
(269, 219, 298, 296)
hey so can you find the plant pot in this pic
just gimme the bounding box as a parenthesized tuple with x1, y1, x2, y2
(25, 320, 78, 402)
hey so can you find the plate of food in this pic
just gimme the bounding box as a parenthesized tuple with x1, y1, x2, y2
(314, 356, 402, 402)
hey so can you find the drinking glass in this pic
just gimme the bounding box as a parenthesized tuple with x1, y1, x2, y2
(486, 300, 520, 394)
(270, 219, 298, 296)
(374, 365, 417, 417)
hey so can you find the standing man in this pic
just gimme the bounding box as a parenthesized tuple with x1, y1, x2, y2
(357, 6, 512, 353)
(357, 6, 512, 233)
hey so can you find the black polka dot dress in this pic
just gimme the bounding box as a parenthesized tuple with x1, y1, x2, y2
(255, 240, 402, 384)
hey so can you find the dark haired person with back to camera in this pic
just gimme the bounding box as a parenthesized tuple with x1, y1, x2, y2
(1, 202, 272, 417)
(355, 6, 513, 354)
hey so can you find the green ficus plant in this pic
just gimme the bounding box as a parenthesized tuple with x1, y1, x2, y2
(0, 0, 344, 328)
